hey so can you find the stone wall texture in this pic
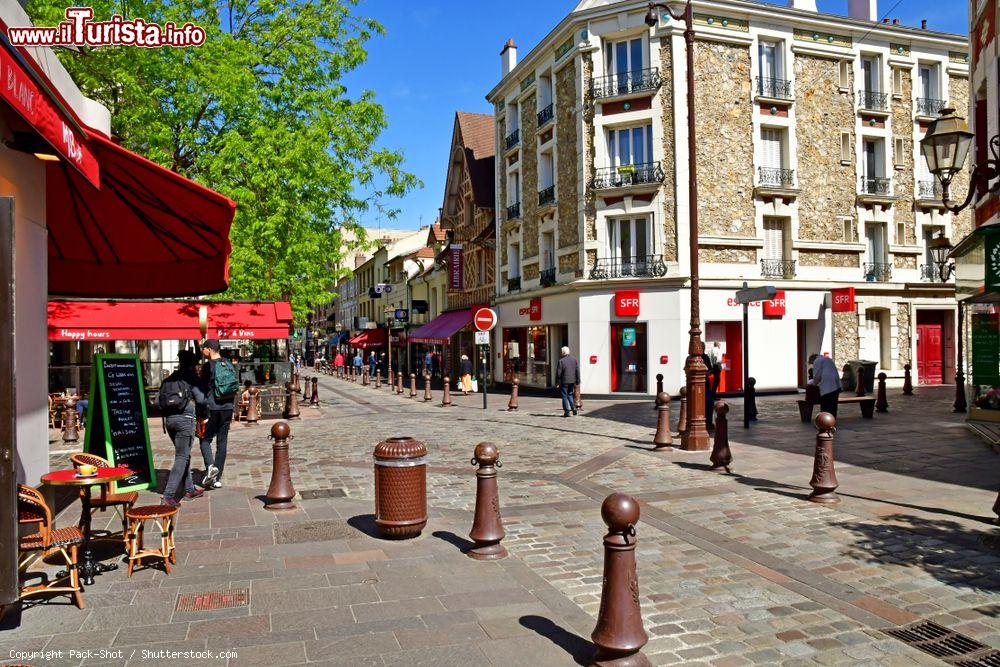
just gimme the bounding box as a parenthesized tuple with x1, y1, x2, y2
(949, 75, 974, 241)
(797, 251, 859, 268)
(795, 55, 857, 242)
(893, 254, 917, 270)
(659, 40, 678, 262)
(833, 311, 859, 367)
(891, 68, 914, 244)
(522, 262, 539, 281)
(556, 60, 580, 275)
(693, 42, 754, 237)
(558, 252, 578, 275)
(699, 247, 755, 264)
(896, 302, 911, 368)
(583, 53, 597, 243)
(520, 92, 540, 260)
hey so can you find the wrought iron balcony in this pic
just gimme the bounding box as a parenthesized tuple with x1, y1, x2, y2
(538, 185, 556, 206)
(537, 103, 554, 127)
(919, 263, 944, 282)
(589, 255, 668, 280)
(505, 128, 520, 151)
(916, 180, 943, 200)
(505, 201, 521, 221)
(863, 262, 892, 282)
(590, 67, 662, 100)
(540, 267, 557, 287)
(860, 176, 891, 195)
(915, 97, 945, 116)
(507, 276, 521, 292)
(758, 166, 795, 188)
(858, 90, 888, 111)
(760, 259, 796, 278)
(756, 76, 793, 99)
(591, 161, 665, 190)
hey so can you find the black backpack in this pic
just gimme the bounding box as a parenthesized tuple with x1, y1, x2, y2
(158, 375, 192, 415)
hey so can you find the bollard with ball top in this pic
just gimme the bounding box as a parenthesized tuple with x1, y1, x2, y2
(409, 373, 417, 398)
(652, 392, 673, 451)
(677, 386, 688, 436)
(397, 372, 404, 395)
(362, 367, 369, 386)
(310, 377, 319, 406)
(283, 381, 300, 420)
(62, 398, 80, 444)
(246, 386, 260, 425)
(442, 377, 452, 407)
(591, 493, 650, 667)
(294, 368, 302, 394)
(709, 401, 732, 473)
(875, 372, 889, 413)
(808, 412, 839, 504)
(423, 374, 432, 401)
(374, 371, 381, 389)
(903, 363, 913, 395)
(264, 422, 297, 511)
(507, 378, 519, 411)
(468, 442, 507, 560)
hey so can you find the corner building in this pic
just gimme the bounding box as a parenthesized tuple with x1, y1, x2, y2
(487, 0, 970, 395)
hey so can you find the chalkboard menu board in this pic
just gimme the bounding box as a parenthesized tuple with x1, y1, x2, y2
(84, 354, 154, 492)
(972, 312, 1000, 387)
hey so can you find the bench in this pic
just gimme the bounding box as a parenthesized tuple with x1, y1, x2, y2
(797, 394, 876, 422)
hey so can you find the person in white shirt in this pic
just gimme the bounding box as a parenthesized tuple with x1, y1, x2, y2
(809, 353, 842, 417)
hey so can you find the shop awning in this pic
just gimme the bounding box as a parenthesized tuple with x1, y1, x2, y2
(47, 300, 292, 341)
(408, 309, 472, 344)
(348, 328, 387, 349)
(46, 130, 237, 298)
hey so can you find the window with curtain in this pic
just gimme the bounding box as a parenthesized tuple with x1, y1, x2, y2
(865, 223, 886, 264)
(758, 41, 782, 80)
(607, 124, 654, 167)
(607, 217, 651, 269)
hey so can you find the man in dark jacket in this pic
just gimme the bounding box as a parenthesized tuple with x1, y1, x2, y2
(161, 350, 206, 507)
(199, 339, 235, 489)
(556, 346, 580, 417)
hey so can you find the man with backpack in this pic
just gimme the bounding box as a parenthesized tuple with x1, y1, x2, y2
(199, 339, 240, 489)
(158, 350, 206, 507)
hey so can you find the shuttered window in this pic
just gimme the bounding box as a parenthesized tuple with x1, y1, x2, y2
(761, 128, 784, 169)
(763, 219, 785, 260)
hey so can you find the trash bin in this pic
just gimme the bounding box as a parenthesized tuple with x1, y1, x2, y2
(847, 360, 877, 394)
(373, 436, 428, 539)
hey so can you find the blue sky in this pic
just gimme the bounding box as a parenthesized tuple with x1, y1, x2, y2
(343, 0, 969, 232)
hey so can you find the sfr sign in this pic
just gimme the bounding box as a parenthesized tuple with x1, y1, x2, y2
(615, 290, 640, 317)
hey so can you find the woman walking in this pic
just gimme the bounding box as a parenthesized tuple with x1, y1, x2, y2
(459, 354, 473, 396)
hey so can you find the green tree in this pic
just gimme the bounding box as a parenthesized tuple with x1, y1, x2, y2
(28, 0, 418, 322)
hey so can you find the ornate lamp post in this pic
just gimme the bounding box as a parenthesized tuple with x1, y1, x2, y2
(645, 1, 709, 450)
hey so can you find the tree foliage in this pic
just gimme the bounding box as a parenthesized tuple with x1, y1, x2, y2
(28, 0, 418, 322)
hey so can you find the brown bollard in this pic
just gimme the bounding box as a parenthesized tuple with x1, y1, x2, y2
(442, 377, 452, 407)
(423, 374, 432, 401)
(294, 368, 302, 394)
(310, 377, 319, 406)
(875, 372, 889, 413)
(283, 381, 301, 419)
(246, 387, 260, 425)
(62, 398, 80, 443)
(362, 367, 369, 386)
(374, 371, 381, 389)
(709, 401, 732, 473)
(508, 378, 519, 411)
(903, 363, 913, 395)
(373, 436, 428, 538)
(591, 493, 650, 667)
(397, 372, 404, 395)
(652, 392, 673, 451)
(808, 412, 839, 504)
(677, 386, 688, 436)
(574, 384, 582, 412)
(264, 421, 296, 511)
(855, 367, 865, 396)
(409, 373, 417, 398)
(468, 442, 507, 560)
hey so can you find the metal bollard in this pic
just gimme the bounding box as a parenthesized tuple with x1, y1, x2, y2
(283, 381, 300, 420)
(507, 378, 519, 412)
(746, 376, 758, 423)
(409, 373, 417, 398)
(397, 372, 404, 395)
(264, 422, 296, 511)
(652, 392, 673, 451)
(294, 369, 302, 394)
(875, 372, 889, 413)
(468, 442, 507, 560)
(246, 387, 260, 425)
(373, 436, 428, 539)
(310, 377, 319, 407)
(374, 371, 381, 389)
(855, 367, 866, 397)
(591, 493, 649, 667)
(677, 386, 688, 436)
(362, 367, 369, 386)
(710, 401, 732, 473)
(62, 398, 80, 443)
(423, 374, 432, 401)
(808, 412, 839, 504)
(442, 377, 452, 407)
(574, 384, 582, 412)
(903, 363, 913, 395)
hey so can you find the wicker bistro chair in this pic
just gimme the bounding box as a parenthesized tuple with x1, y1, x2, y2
(124, 505, 178, 576)
(70, 453, 138, 541)
(17, 485, 84, 609)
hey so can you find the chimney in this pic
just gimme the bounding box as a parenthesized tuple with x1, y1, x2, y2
(786, 0, 817, 10)
(921, 19, 927, 29)
(848, 0, 878, 21)
(892, 18, 899, 25)
(501, 39, 518, 78)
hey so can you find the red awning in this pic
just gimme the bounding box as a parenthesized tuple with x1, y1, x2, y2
(408, 309, 472, 344)
(348, 328, 387, 349)
(47, 300, 292, 341)
(46, 130, 237, 298)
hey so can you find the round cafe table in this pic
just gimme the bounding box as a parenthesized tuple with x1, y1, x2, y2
(41, 466, 133, 586)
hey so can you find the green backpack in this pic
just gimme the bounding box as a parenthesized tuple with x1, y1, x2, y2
(212, 359, 240, 400)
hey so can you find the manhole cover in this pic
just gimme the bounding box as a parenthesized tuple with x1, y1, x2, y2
(299, 488, 347, 500)
(274, 520, 358, 544)
(175, 588, 249, 612)
(885, 621, 1000, 664)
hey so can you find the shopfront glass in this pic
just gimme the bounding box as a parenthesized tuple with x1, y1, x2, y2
(610, 323, 647, 392)
(503, 326, 550, 386)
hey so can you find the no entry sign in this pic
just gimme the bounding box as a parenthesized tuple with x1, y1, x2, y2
(474, 307, 498, 332)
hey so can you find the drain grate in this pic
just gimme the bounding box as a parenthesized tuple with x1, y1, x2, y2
(298, 488, 346, 500)
(274, 519, 359, 544)
(175, 588, 249, 612)
(885, 621, 1000, 665)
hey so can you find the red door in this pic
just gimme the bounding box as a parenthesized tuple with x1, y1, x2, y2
(917, 323, 943, 385)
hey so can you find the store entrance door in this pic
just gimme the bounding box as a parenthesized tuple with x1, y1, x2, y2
(610, 323, 647, 392)
(705, 321, 742, 392)
(917, 311, 944, 385)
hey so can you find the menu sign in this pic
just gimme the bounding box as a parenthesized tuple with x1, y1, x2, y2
(972, 312, 1000, 387)
(84, 354, 154, 492)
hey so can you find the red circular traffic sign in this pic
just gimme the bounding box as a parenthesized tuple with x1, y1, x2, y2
(473, 307, 498, 332)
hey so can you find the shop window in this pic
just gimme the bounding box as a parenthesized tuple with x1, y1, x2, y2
(610, 323, 647, 393)
(502, 326, 550, 386)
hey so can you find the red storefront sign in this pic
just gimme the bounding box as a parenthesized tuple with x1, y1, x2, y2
(518, 298, 542, 320)
(615, 290, 640, 317)
(448, 243, 463, 290)
(763, 290, 786, 317)
(831, 287, 856, 313)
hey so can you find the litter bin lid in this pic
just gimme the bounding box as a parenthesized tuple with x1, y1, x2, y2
(374, 436, 428, 461)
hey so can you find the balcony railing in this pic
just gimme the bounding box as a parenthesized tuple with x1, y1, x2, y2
(919, 263, 944, 282)
(506, 201, 521, 220)
(858, 90, 888, 111)
(863, 262, 893, 282)
(860, 176, 891, 196)
(591, 161, 665, 190)
(589, 254, 668, 280)
(758, 166, 795, 188)
(507, 276, 521, 292)
(916, 97, 946, 116)
(538, 185, 556, 206)
(590, 67, 662, 100)
(505, 128, 520, 151)
(760, 259, 796, 278)
(540, 267, 557, 287)
(916, 180, 943, 200)
(756, 76, 793, 99)
(537, 103, 554, 126)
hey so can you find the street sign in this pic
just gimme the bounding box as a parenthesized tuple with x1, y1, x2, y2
(473, 307, 498, 332)
(475, 331, 490, 345)
(734, 285, 776, 305)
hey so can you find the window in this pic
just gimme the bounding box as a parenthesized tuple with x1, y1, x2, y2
(763, 218, 787, 260)
(759, 41, 782, 79)
(861, 55, 880, 93)
(606, 37, 646, 82)
(865, 222, 887, 264)
(918, 63, 939, 100)
(539, 151, 554, 190)
(607, 124, 654, 167)
(509, 242, 521, 277)
(607, 217, 650, 265)
(892, 67, 903, 96)
(760, 127, 786, 169)
(839, 60, 850, 89)
(843, 218, 858, 243)
(841, 132, 852, 163)
(507, 101, 519, 132)
(863, 139, 884, 179)
(508, 171, 520, 205)
(894, 137, 906, 168)
(895, 222, 907, 245)
(542, 231, 555, 270)
(539, 74, 553, 109)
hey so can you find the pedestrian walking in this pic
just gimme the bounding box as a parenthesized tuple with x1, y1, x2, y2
(334, 350, 345, 376)
(353, 351, 363, 375)
(198, 340, 240, 489)
(556, 346, 580, 417)
(158, 350, 207, 507)
(459, 354, 473, 395)
(369, 352, 377, 379)
(701, 351, 718, 430)
(809, 353, 842, 417)
(424, 350, 434, 377)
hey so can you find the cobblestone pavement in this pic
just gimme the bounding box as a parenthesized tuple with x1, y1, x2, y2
(4, 375, 999, 666)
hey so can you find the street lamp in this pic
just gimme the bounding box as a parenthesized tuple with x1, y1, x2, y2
(919, 107, 996, 214)
(927, 234, 955, 282)
(645, 1, 710, 450)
